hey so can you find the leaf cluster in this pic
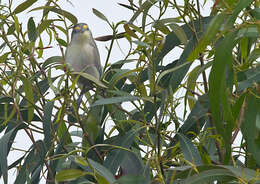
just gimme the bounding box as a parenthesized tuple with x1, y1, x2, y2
(0, 0, 260, 183)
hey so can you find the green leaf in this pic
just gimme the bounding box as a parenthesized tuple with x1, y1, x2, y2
(21, 76, 34, 123)
(124, 24, 138, 38)
(182, 169, 235, 183)
(118, 3, 136, 11)
(119, 150, 150, 184)
(155, 16, 213, 63)
(129, 0, 157, 23)
(246, 48, 260, 64)
(208, 31, 238, 163)
(0, 96, 13, 104)
(171, 165, 260, 183)
(250, 8, 260, 19)
(37, 37, 43, 58)
(221, 165, 260, 182)
(43, 101, 54, 150)
(72, 72, 107, 88)
(237, 25, 259, 38)
(181, 95, 209, 136)
(56, 38, 67, 47)
(14, 140, 46, 184)
(38, 19, 53, 34)
(0, 53, 9, 63)
(56, 169, 87, 182)
(109, 68, 140, 88)
(104, 129, 138, 174)
(238, 67, 260, 92)
(225, 0, 254, 28)
(27, 17, 38, 42)
(30, 6, 78, 24)
(83, 113, 99, 142)
(167, 95, 210, 157)
(88, 158, 116, 183)
(159, 36, 196, 91)
(13, 14, 20, 35)
(0, 124, 26, 184)
(116, 175, 147, 184)
(133, 40, 150, 47)
(91, 95, 140, 107)
(42, 56, 62, 69)
(168, 23, 187, 44)
(13, 0, 37, 14)
(188, 13, 227, 61)
(178, 133, 202, 165)
(0, 43, 6, 50)
(241, 92, 260, 165)
(152, 20, 171, 34)
(7, 24, 15, 35)
(92, 8, 109, 23)
(121, 151, 143, 175)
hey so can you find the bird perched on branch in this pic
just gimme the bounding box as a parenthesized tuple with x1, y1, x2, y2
(65, 23, 102, 107)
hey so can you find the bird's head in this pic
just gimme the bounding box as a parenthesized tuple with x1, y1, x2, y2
(71, 23, 92, 42)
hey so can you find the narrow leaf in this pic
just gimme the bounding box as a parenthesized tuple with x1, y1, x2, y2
(30, 6, 77, 24)
(14, 0, 37, 14)
(21, 76, 34, 123)
(188, 13, 227, 61)
(28, 17, 38, 42)
(92, 8, 109, 22)
(56, 169, 87, 182)
(88, 158, 116, 183)
(43, 101, 54, 149)
(178, 133, 202, 165)
(0, 124, 25, 184)
(91, 95, 140, 107)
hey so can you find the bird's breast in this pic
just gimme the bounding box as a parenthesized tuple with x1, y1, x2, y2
(66, 43, 95, 71)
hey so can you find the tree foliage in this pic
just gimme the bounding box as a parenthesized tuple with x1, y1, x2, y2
(0, 0, 260, 183)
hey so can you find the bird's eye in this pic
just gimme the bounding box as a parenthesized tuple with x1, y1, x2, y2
(74, 26, 81, 31)
(83, 25, 88, 30)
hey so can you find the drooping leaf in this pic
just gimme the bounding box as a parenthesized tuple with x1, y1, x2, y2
(92, 8, 109, 23)
(38, 19, 54, 34)
(0, 123, 26, 184)
(225, 0, 254, 28)
(56, 169, 87, 182)
(208, 31, 238, 163)
(21, 76, 34, 123)
(241, 92, 260, 165)
(14, 140, 46, 184)
(91, 95, 140, 107)
(88, 158, 116, 183)
(188, 13, 227, 61)
(30, 6, 78, 24)
(178, 133, 202, 165)
(14, 0, 37, 14)
(104, 129, 138, 174)
(28, 17, 38, 42)
(43, 101, 54, 150)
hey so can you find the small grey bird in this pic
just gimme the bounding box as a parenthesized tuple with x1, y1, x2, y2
(65, 23, 102, 107)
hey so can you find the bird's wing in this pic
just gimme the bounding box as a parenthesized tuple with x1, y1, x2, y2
(89, 37, 102, 76)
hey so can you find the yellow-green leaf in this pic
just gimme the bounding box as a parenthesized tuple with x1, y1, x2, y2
(56, 169, 87, 182)
(92, 8, 109, 22)
(13, 0, 37, 14)
(124, 24, 138, 38)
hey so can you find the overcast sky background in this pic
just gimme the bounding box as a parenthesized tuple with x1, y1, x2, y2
(0, 1, 243, 183)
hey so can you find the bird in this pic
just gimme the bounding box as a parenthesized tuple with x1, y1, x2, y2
(65, 23, 102, 108)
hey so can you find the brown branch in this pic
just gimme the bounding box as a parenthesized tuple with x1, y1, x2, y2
(231, 98, 246, 144)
